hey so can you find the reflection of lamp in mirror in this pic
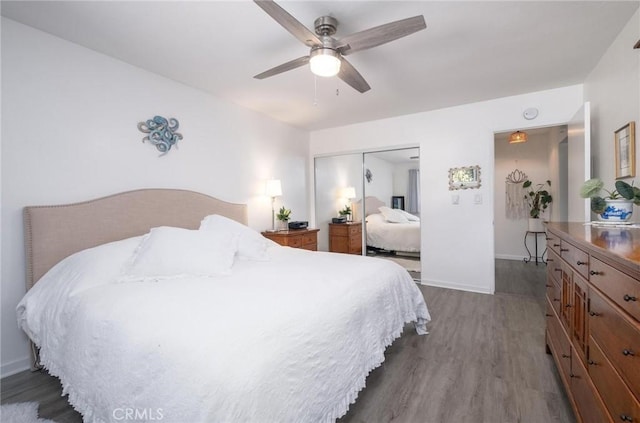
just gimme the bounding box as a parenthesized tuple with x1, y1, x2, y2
(265, 179, 282, 232)
(342, 186, 356, 221)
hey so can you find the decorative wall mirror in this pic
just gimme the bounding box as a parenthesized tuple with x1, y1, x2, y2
(449, 165, 481, 190)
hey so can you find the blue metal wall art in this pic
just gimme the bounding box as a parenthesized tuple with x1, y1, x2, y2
(137, 116, 183, 155)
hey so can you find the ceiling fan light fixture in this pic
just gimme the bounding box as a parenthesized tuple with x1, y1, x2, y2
(509, 130, 528, 144)
(309, 48, 341, 77)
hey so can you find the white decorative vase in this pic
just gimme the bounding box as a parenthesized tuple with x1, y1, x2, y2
(597, 199, 633, 222)
(278, 220, 289, 231)
(528, 217, 545, 232)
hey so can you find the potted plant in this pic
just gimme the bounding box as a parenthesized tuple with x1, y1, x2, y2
(580, 178, 640, 221)
(338, 205, 352, 222)
(523, 180, 553, 231)
(276, 206, 291, 230)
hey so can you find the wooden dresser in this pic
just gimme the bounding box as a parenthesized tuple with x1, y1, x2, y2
(545, 222, 640, 423)
(329, 222, 362, 255)
(261, 228, 319, 251)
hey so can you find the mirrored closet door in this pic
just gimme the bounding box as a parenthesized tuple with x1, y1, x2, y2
(314, 148, 421, 280)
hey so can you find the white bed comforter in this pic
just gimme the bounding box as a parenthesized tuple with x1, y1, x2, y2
(366, 213, 421, 252)
(17, 237, 430, 423)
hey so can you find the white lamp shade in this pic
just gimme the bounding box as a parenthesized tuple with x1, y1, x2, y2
(342, 186, 356, 199)
(309, 49, 341, 77)
(265, 179, 282, 197)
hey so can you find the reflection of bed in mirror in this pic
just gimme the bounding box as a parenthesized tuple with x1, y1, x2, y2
(363, 196, 421, 253)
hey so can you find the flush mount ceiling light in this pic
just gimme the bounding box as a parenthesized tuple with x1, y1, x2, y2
(509, 131, 528, 144)
(309, 48, 341, 77)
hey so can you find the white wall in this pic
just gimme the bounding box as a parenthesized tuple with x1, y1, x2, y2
(584, 9, 640, 187)
(494, 133, 552, 260)
(1, 19, 309, 377)
(310, 85, 584, 294)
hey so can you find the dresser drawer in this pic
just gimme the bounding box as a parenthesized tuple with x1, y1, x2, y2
(546, 278, 562, 316)
(302, 233, 316, 246)
(287, 236, 302, 248)
(589, 289, 640, 399)
(547, 250, 562, 285)
(590, 256, 640, 322)
(589, 337, 640, 423)
(560, 240, 590, 280)
(547, 231, 562, 256)
(547, 307, 571, 383)
(349, 225, 361, 236)
(330, 224, 350, 236)
(571, 347, 612, 423)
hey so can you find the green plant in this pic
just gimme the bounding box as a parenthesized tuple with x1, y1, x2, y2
(523, 180, 553, 218)
(276, 206, 291, 221)
(338, 205, 352, 217)
(580, 178, 640, 213)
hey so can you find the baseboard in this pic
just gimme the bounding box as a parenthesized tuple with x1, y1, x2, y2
(495, 254, 526, 261)
(418, 278, 493, 295)
(1, 356, 30, 378)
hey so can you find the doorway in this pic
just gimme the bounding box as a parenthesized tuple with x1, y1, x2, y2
(493, 126, 567, 297)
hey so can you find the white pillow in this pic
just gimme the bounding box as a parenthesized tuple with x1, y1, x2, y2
(398, 209, 420, 222)
(121, 226, 237, 281)
(199, 214, 270, 261)
(378, 206, 410, 223)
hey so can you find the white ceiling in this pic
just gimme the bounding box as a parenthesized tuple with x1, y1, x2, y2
(2, 1, 638, 131)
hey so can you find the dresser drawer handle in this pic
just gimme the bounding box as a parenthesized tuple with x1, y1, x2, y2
(547, 258, 554, 262)
(620, 415, 633, 422)
(562, 354, 570, 359)
(588, 360, 596, 366)
(560, 248, 569, 252)
(623, 294, 637, 302)
(565, 304, 572, 308)
(553, 298, 560, 302)
(553, 243, 561, 247)
(555, 268, 562, 273)
(576, 260, 587, 266)
(546, 284, 553, 288)
(569, 373, 578, 379)
(589, 270, 603, 276)
(622, 349, 635, 357)
(545, 313, 553, 317)
(546, 237, 552, 241)
(589, 311, 600, 317)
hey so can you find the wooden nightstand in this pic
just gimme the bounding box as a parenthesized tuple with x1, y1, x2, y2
(261, 228, 319, 251)
(329, 222, 362, 255)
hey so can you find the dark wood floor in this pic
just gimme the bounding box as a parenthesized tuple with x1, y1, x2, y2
(2, 260, 573, 423)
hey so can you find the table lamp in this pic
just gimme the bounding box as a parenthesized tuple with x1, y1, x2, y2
(265, 179, 282, 232)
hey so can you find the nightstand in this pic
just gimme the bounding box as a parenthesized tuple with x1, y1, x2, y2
(261, 228, 319, 251)
(329, 222, 362, 255)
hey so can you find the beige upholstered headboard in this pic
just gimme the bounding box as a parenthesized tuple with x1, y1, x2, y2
(363, 196, 386, 216)
(24, 189, 247, 291)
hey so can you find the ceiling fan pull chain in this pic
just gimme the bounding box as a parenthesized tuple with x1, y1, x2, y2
(313, 75, 318, 106)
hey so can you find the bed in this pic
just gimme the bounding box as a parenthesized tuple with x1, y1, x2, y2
(17, 189, 430, 422)
(363, 196, 421, 253)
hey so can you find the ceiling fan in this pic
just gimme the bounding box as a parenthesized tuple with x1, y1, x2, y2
(253, 0, 427, 93)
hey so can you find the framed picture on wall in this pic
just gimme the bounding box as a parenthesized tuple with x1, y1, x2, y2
(392, 196, 405, 210)
(615, 121, 636, 179)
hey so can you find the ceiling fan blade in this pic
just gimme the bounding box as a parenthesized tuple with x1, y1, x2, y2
(337, 57, 371, 93)
(254, 0, 321, 48)
(254, 56, 310, 79)
(338, 15, 426, 56)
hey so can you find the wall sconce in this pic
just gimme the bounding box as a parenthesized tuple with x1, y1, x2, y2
(509, 131, 528, 144)
(265, 179, 282, 232)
